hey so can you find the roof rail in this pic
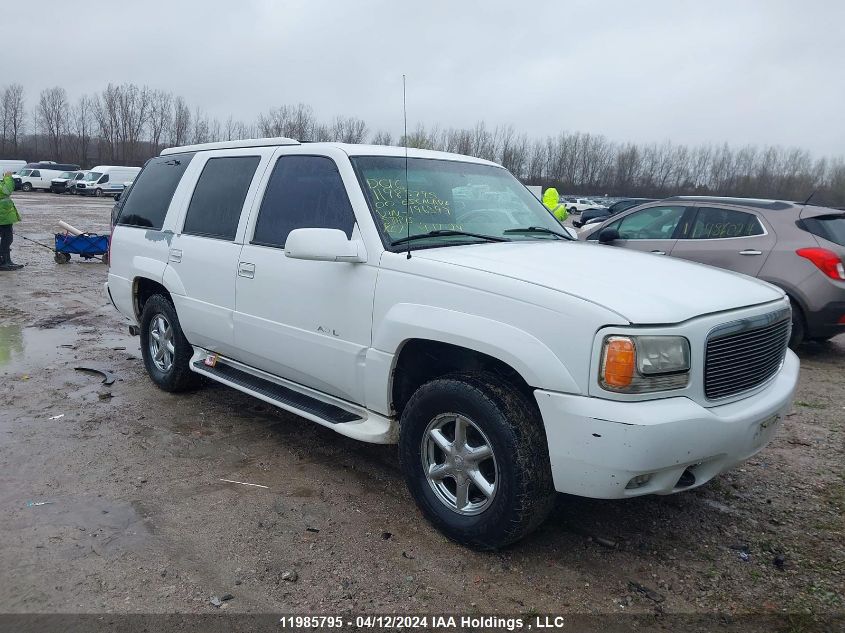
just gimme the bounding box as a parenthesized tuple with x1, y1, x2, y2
(160, 137, 300, 156)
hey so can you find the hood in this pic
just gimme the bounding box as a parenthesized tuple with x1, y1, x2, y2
(412, 241, 784, 324)
(542, 187, 560, 209)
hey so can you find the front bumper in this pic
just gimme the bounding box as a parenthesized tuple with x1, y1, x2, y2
(534, 350, 799, 498)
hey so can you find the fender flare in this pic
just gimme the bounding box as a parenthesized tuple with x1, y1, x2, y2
(373, 303, 580, 395)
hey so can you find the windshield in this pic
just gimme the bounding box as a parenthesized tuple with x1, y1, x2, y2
(58, 171, 74, 178)
(18, 169, 31, 176)
(351, 156, 566, 249)
(82, 171, 103, 182)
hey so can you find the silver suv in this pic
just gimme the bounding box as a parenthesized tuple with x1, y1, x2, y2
(580, 196, 845, 346)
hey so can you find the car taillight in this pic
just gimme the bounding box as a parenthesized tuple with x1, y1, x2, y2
(796, 248, 845, 280)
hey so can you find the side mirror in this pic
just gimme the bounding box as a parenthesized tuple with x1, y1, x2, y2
(285, 228, 366, 263)
(598, 227, 620, 244)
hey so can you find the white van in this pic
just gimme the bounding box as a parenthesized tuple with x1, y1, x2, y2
(13, 162, 81, 192)
(76, 165, 142, 197)
(0, 159, 26, 175)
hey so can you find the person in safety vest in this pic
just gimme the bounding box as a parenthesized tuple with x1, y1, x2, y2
(542, 187, 568, 223)
(0, 172, 23, 271)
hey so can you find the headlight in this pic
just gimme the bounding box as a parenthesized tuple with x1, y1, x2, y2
(599, 335, 690, 393)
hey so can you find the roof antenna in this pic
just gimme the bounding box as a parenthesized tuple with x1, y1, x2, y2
(403, 74, 411, 260)
(802, 190, 816, 206)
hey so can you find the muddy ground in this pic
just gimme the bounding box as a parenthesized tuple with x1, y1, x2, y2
(0, 192, 843, 627)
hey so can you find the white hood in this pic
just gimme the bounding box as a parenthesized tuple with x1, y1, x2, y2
(412, 241, 783, 324)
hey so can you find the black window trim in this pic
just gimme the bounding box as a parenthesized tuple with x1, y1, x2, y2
(248, 153, 357, 250)
(180, 153, 261, 242)
(682, 205, 768, 241)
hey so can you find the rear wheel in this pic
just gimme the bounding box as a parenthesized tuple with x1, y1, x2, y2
(139, 294, 200, 392)
(398, 372, 555, 549)
(54, 252, 71, 264)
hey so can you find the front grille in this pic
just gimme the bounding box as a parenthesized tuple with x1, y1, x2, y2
(704, 310, 791, 400)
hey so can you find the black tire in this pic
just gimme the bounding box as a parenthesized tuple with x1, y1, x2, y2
(94, 188, 103, 197)
(139, 294, 200, 392)
(54, 252, 71, 264)
(788, 299, 805, 349)
(398, 372, 555, 550)
(21, 182, 32, 192)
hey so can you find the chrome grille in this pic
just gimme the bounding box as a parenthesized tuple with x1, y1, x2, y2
(704, 310, 791, 400)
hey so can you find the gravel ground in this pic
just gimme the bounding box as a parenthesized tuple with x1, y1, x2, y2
(0, 193, 843, 629)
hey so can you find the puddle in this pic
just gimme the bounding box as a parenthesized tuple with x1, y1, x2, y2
(0, 325, 81, 372)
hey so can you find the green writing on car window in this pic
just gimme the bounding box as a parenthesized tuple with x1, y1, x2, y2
(365, 177, 462, 236)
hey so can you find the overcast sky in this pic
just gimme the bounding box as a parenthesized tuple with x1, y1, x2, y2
(7, 0, 845, 156)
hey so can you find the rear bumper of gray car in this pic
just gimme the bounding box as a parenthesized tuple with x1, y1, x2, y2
(805, 300, 845, 340)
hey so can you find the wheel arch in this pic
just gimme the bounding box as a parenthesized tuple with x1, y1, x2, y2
(372, 304, 580, 416)
(133, 276, 174, 322)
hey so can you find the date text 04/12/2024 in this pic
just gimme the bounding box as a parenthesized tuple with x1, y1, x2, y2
(278, 615, 573, 629)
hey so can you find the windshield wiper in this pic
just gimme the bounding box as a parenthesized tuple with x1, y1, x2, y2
(391, 230, 510, 246)
(503, 226, 573, 240)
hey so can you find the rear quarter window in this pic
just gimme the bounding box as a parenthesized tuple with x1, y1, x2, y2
(117, 153, 195, 229)
(799, 214, 845, 247)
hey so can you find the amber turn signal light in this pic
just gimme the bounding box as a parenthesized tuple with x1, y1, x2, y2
(601, 337, 636, 388)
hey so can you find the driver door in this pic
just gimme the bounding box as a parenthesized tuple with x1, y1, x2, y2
(599, 204, 694, 255)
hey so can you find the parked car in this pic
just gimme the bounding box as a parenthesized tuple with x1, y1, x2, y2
(107, 140, 798, 549)
(564, 197, 607, 214)
(76, 165, 142, 197)
(573, 197, 657, 228)
(580, 196, 845, 346)
(114, 180, 134, 201)
(13, 162, 81, 191)
(50, 170, 86, 193)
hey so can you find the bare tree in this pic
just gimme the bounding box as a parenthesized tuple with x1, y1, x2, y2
(169, 96, 191, 147)
(38, 87, 69, 159)
(70, 95, 95, 166)
(147, 89, 173, 153)
(2, 84, 26, 153)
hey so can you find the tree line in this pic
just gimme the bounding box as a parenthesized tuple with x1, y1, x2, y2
(2, 82, 844, 207)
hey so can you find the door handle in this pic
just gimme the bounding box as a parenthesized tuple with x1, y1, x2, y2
(238, 262, 255, 279)
(168, 248, 182, 263)
(739, 249, 762, 256)
(650, 250, 666, 255)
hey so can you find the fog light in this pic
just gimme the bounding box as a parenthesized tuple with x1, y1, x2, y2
(625, 474, 652, 489)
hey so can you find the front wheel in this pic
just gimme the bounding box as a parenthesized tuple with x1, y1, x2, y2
(139, 294, 201, 392)
(94, 188, 103, 197)
(21, 182, 32, 192)
(398, 372, 555, 549)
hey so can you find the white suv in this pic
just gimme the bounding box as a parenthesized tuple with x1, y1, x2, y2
(107, 138, 799, 549)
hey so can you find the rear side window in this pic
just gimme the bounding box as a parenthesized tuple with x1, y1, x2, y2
(799, 215, 845, 247)
(117, 153, 195, 229)
(252, 155, 355, 248)
(182, 156, 260, 240)
(689, 207, 764, 239)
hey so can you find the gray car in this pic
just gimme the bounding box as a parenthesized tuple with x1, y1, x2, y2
(579, 196, 845, 346)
